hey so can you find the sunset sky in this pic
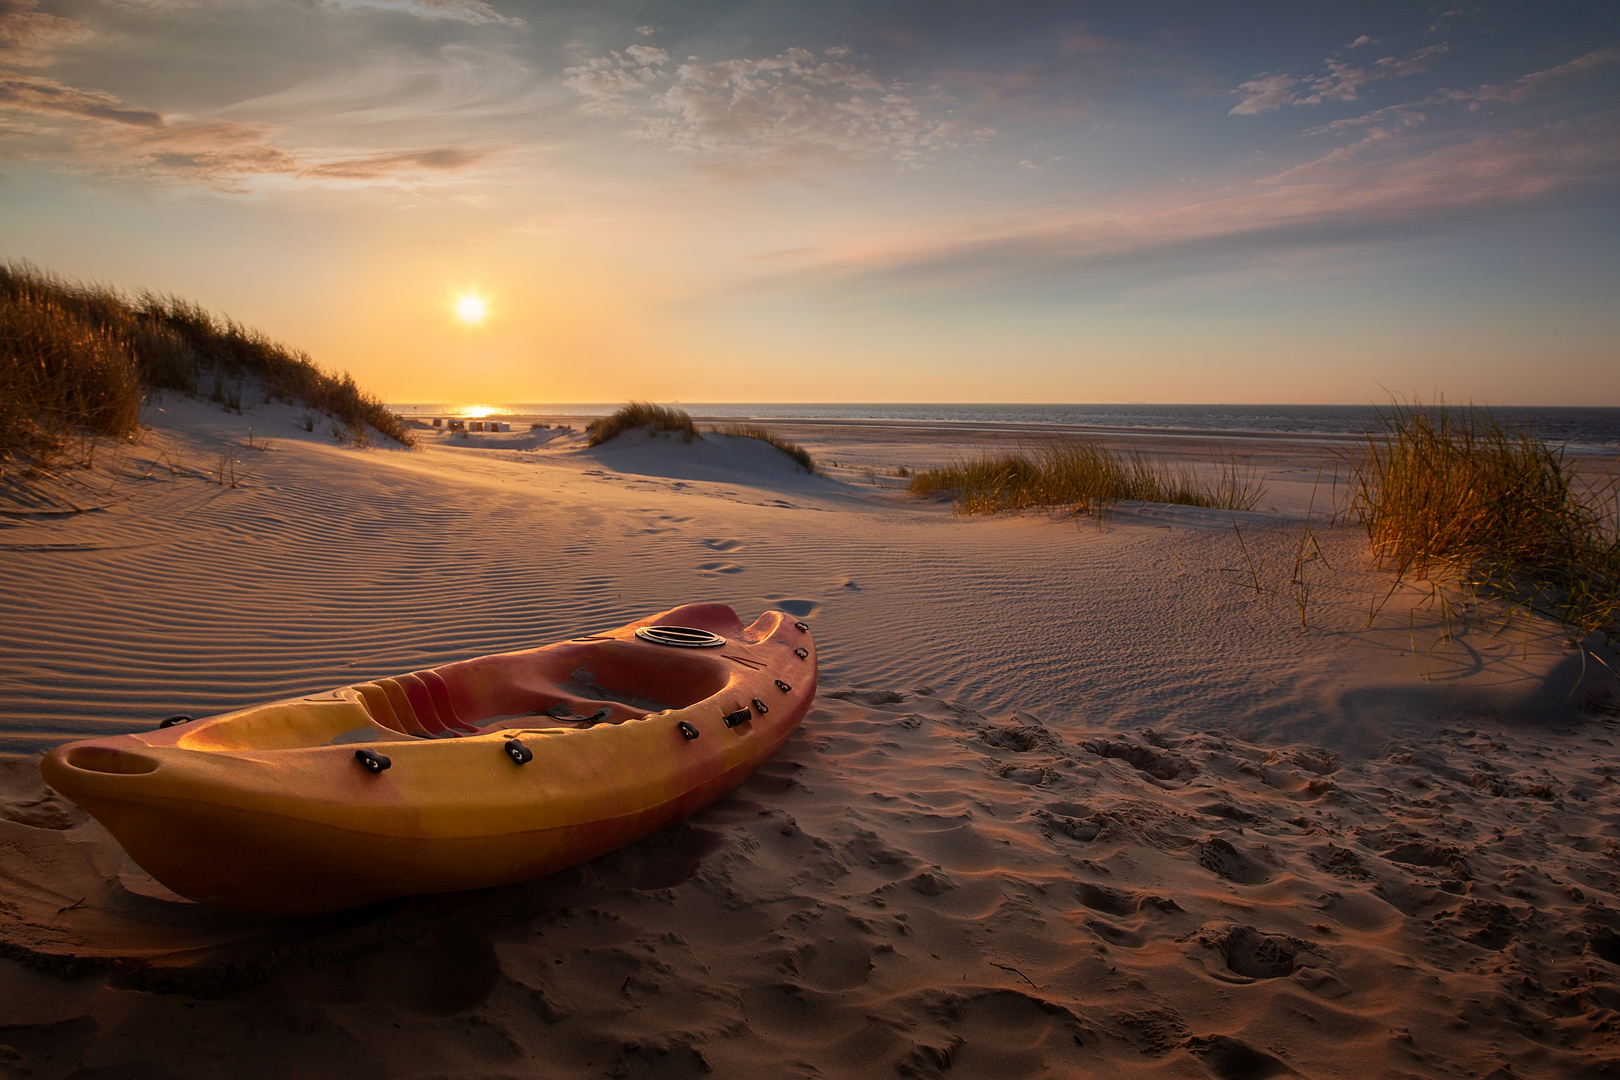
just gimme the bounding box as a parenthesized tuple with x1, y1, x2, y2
(3, 1, 1617, 404)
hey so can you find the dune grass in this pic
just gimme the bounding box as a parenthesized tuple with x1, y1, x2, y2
(1346, 402, 1620, 645)
(710, 423, 816, 473)
(583, 404, 818, 472)
(0, 285, 144, 471)
(586, 402, 699, 446)
(0, 262, 412, 479)
(909, 437, 1264, 517)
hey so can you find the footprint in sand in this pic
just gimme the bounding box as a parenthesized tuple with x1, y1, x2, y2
(698, 562, 746, 575)
(769, 598, 821, 617)
(702, 538, 744, 552)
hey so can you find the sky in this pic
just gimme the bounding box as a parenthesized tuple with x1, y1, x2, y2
(2, 1, 1617, 405)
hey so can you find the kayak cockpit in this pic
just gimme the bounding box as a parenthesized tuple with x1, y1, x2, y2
(173, 633, 739, 752)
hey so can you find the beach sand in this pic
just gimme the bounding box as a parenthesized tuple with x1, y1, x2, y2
(2, 400, 1617, 1078)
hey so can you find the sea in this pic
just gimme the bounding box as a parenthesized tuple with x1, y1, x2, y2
(390, 403, 1620, 452)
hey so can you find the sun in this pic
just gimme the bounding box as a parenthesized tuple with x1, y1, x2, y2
(455, 294, 487, 325)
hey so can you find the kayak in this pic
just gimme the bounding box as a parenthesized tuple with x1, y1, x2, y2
(40, 603, 817, 914)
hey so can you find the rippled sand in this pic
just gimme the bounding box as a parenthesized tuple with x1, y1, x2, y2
(2, 399, 1616, 1077)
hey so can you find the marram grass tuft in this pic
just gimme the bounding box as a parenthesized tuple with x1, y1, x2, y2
(1, 261, 413, 480)
(909, 437, 1263, 518)
(1346, 401, 1619, 646)
(586, 402, 700, 446)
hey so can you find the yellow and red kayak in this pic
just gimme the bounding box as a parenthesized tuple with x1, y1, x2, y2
(40, 604, 817, 914)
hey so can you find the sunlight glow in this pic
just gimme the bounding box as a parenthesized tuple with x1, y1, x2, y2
(455, 294, 487, 325)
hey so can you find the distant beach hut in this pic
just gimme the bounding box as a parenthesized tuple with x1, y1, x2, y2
(431, 418, 442, 428)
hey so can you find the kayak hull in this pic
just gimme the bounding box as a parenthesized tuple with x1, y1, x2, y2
(40, 604, 817, 914)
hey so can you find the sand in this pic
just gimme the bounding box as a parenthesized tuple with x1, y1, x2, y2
(2, 399, 1618, 1078)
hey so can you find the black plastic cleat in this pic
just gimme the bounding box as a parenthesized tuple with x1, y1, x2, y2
(355, 748, 391, 773)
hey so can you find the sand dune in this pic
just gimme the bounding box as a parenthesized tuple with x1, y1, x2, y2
(2, 400, 1617, 1077)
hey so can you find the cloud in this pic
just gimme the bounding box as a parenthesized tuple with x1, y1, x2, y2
(301, 145, 487, 178)
(783, 111, 1620, 296)
(223, 43, 545, 129)
(945, 28, 1216, 112)
(0, 72, 493, 192)
(1347, 35, 1373, 49)
(122, 120, 489, 191)
(323, 0, 523, 28)
(562, 46, 667, 113)
(1229, 74, 1297, 115)
(1459, 47, 1620, 106)
(1231, 44, 1449, 114)
(0, 9, 516, 196)
(1306, 47, 1620, 135)
(0, 72, 162, 126)
(0, 0, 91, 68)
(623, 44, 667, 66)
(566, 43, 992, 170)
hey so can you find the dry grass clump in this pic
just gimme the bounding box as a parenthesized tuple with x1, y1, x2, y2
(1, 288, 142, 472)
(136, 292, 412, 447)
(1347, 402, 1620, 645)
(909, 437, 1263, 516)
(0, 262, 412, 478)
(586, 402, 699, 446)
(711, 423, 816, 473)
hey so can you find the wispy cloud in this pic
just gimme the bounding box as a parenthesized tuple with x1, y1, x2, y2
(1455, 46, 1620, 106)
(301, 145, 487, 178)
(777, 111, 1620, 296)
(1305, 47, 1620, 135)
(223, 44, 547, 128)
(324, 0, 523, 28)
(944, 29, 1217, 112)
(1, 72, 494, 192)
(1228, 74, 1296, 115)
(1231, 44, 1448, 114)
(0, 71, 161, 126)
(0, 7, 510, 193)
(0, 0, 91, 68)
(565, 43, 993, 171)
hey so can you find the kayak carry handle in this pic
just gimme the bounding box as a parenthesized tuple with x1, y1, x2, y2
(723, 708, 751, 729)
(775, 680, 792, 693)
(158, 715, 193, 729)
(677, 721, 700, 740)
(505, 738, 533, 764)
(355, 748, 391, 773)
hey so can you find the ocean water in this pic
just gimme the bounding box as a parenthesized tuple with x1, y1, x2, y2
(390, 403, 1620, 451)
